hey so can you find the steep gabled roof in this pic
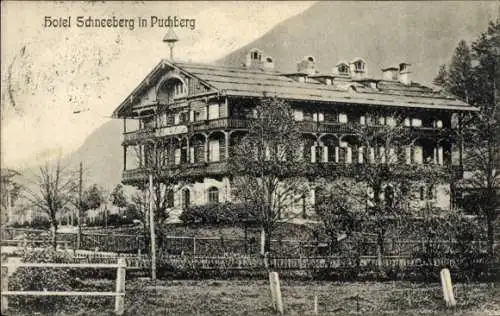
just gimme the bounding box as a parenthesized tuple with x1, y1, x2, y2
(113, 60, 478, 118)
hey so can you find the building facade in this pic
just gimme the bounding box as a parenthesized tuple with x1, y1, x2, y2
(112, 49, 477, 217)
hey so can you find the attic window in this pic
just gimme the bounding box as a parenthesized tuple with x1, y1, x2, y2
(353, 60, 365, 72)
(307, 56, 315, 62)
(337, 63, 350, 75)
(251, 49, 262, 61)
(266, 57, 273, 63)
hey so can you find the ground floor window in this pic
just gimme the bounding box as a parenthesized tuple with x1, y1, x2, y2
(208, 187, 219, 204)
(182, 188, 190, 208)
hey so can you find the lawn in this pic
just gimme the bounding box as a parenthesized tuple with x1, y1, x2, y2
(7, 279, 500, 315)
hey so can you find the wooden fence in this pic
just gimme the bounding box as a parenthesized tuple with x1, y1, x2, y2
(0, 258, 127, 315)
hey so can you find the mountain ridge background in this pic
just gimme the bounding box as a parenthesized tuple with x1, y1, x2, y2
(16, 2, 499, 191)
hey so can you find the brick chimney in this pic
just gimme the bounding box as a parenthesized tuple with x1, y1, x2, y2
(349, 57, 367, 80)
(399, 62, 412, 85)
(297, 56, 317, 76)
(263, 56, 275, 71)
(245, 48, 264, 69)
(381, 66, 399, 81)
(244, 49, 274, 71)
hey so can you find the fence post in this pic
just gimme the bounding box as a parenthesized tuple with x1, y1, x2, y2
(260, 230, 265, 256)
(440, 268, 456, 308)
(313, 295, 318, 315)
(269, 271, 283, 314)
(1, 259, 9, 315)
(193, 237, 196, 255)
(114, 258, 126, 315)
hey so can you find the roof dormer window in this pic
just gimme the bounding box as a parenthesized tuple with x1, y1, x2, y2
(250, 48, 262, 61)
(352, 60, 366, 72)
(335, 61, 350, 75)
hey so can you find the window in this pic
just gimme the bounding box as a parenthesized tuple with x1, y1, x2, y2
(386, 117, 396, 127)
(209, 139, 220, 162)
(173, 81, 187, 99)
(294, 110, 304, 121)
(337, 63, 350, 75)
(338, 113, 348, 123)
(179, 112, 189, 123)
(208, 187, 219, 204)
(413, 146, 423, 164)
(182, 189, 190, 208)
(166, 189, 175, 208)
(208, 103, 219, 120)
(411, 118, 422, 127)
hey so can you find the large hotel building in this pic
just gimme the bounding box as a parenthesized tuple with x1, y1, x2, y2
(112, 44, 477, 218)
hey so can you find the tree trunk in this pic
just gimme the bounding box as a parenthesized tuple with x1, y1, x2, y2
(264, 227, 272, 254)
(52, 222, 58, 249)
(486, 214, 495, 258)
(376, 230, 385, 275)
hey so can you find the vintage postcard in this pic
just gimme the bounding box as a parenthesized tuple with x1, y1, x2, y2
(1, 1, 499, 315)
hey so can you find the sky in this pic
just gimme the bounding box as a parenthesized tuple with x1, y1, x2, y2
(1, 1, 315, 169)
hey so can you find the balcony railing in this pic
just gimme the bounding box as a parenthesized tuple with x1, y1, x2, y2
(122, 161, 463, 184)
(122, 128, 155, 144)
(190, 118, 248, 132)
(122, 119, 452, 145)
(122, 162, 229, 184)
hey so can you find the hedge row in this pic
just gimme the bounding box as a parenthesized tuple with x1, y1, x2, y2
(179, 202, 258, 226)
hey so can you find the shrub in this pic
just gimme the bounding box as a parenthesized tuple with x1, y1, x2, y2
(8, 248, 77, 313)
(179, 202, 257, 226)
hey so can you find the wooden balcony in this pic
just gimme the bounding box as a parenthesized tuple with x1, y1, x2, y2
(122, 162, 229, 184)
(190, 118, 248, 133)
(122, 161, 463, 185)
(122, 128, 155, 144)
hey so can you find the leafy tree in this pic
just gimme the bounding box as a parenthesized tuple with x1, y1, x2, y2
(435, 19, 500, 257)
(110, 184, 128, 211)
(433, 64, 448, 87)
(434, 40, 473, 102)
(81, 184, 104, 212)
(23, 160, 77, 248)
(315, 180, 363, 254)
(321, 115, 447, 272)
(229, 97, 306, 253)
(465, 20, 500, 257)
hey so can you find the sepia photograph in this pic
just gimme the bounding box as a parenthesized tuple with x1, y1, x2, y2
(1, 1, 499, 315)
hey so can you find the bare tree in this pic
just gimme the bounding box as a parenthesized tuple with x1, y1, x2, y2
(24, 160, 78, 248)
(130, 139, 188, 255)
(230, 98, 307, 253)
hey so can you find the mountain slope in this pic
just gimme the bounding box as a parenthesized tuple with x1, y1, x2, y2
(61, 119, 123, 190)
(217, 2, 498, 85)
(18, 2, 497, 191)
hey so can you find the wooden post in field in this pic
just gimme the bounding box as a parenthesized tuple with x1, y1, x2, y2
(1, 259, 9, 315)
(440, 268, 456, 308)
(149, 174, 156, 281)
(193, 237, 196, 255)
(313, 295, 318, 315)
(260, 229, 265, 255)
(269, 272, 284, 314)
(114, 258, 126, 315)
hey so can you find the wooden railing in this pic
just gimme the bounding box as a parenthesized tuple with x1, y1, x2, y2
(1, 258, 127, 315)
(122, 127, 154, 144)
(190, 118, 247, 132)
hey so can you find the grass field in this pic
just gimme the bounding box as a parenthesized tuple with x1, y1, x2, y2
(7, 279, 500, 315)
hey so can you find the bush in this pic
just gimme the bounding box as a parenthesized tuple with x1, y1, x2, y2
(9, 248, 77, 313)
(179, 202, 257, 226)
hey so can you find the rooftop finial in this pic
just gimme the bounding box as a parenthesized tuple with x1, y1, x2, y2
(163, 28, 179, 60)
